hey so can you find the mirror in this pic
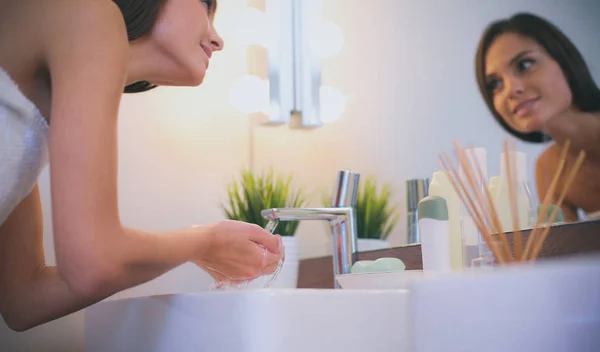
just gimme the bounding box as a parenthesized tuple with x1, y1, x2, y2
(247, 0, 600, 257)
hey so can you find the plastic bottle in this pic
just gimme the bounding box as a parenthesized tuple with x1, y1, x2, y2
(428, 171, 463, 270)
(418, 195, 452, 273)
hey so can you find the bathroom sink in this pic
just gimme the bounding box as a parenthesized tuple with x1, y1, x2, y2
(85, 258, 600, 352)
(84, 288, 410, 352)
(411, 257, 600, 352)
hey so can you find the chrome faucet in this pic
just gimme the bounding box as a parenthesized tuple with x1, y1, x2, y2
(261, 170, 360, 288)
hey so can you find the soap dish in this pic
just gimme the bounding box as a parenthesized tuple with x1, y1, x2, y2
(335, 270, 424, 290)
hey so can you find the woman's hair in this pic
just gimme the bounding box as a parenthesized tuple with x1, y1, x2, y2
(475, 12, 600, 143)
(112, 0, 167, 93)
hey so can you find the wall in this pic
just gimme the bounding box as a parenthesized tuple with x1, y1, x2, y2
(2, 0, 599, 351)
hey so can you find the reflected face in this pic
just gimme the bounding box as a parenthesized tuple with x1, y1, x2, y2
(484, 32, 572, 133)
(148, 0, 224, 86)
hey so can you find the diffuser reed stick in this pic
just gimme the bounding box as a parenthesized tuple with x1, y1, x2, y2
(439, 138, 585, 265)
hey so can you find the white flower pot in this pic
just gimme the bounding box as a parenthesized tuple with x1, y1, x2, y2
(248, 236, 299, 289)
(357, 238, 392, 252)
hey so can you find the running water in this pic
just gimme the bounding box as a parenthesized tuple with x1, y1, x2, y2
(265, 218, 279, 234)
(262, 219, 283, 288)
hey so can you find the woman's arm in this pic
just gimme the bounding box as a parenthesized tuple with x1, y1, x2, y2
(0, 186, 279, 333)
(42, 0, 206, 298)
(0, 184, 214, 331)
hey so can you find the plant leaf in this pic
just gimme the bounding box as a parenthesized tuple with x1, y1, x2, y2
(222, 166, 306, 236)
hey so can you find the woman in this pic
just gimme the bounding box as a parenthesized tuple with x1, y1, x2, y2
(0, 0, 283, 332)
(475, 12, 600, 222)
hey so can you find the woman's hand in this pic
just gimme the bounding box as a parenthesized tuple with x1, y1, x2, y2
(192, 220, 284, 284)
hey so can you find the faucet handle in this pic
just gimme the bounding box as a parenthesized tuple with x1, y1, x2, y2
(350, 173, 360, 207)
(332, 170, 350, 207)
(332, 170, 360, 208)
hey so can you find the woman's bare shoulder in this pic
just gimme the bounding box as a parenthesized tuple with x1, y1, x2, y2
(3, 0, 127, 52)
(535, 143, 560, 172)
(2, 0, 123, 27)
(0, 0, 127, 61)
(35, 0, 126, 40)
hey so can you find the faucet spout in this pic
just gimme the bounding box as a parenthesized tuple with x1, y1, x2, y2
(261, 170, 361, 288)
(261, 207, 352, 222)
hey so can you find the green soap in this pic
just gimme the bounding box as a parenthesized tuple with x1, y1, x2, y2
(418, 195, 449, 221)
(350, 260, 375, 274)
(370, 257, 406, 272)
(537, 204, 564, 223)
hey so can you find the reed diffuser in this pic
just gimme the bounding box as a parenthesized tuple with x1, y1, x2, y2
(438, 138, 585, 264)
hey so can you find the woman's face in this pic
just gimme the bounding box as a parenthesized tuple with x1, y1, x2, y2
(484, 32, 572, 133)
(147, 0, 224, 86)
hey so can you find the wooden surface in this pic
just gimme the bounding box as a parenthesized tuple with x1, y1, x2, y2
(297, 219, 600, 289)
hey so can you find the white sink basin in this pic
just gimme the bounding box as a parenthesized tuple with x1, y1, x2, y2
(84, 257, 600, 352)
(411, 257, 600, 352)
(84, 288, 410, 352)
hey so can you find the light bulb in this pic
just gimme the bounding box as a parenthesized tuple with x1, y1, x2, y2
(230, 75, 269, 114)
(320, 85, 347, 123)
(266, 103, 282, 120)
(226, 7, 275, 48)
(309, 21, 345, 58)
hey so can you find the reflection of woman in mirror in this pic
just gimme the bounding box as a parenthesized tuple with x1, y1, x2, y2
(475, 13, 600, 222)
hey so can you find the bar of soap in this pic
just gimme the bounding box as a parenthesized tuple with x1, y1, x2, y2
(350, 260, 375, 274)
(370, 258, 406, 272)
(350, 258, 406, 274)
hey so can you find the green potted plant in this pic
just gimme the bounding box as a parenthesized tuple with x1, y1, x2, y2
(222, 167, 306, 288)
(323, 176, 401, 251)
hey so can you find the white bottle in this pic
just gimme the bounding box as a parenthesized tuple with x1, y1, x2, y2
(428, 171, 463, 270)
(491, 150, 531, 233)
(418, 195, 451, 273)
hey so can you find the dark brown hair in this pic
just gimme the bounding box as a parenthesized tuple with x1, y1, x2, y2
(475, 12, 600, 143)
(112, 0, 166, 93)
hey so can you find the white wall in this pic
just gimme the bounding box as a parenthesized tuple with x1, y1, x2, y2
(2, 0, 599, 351)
